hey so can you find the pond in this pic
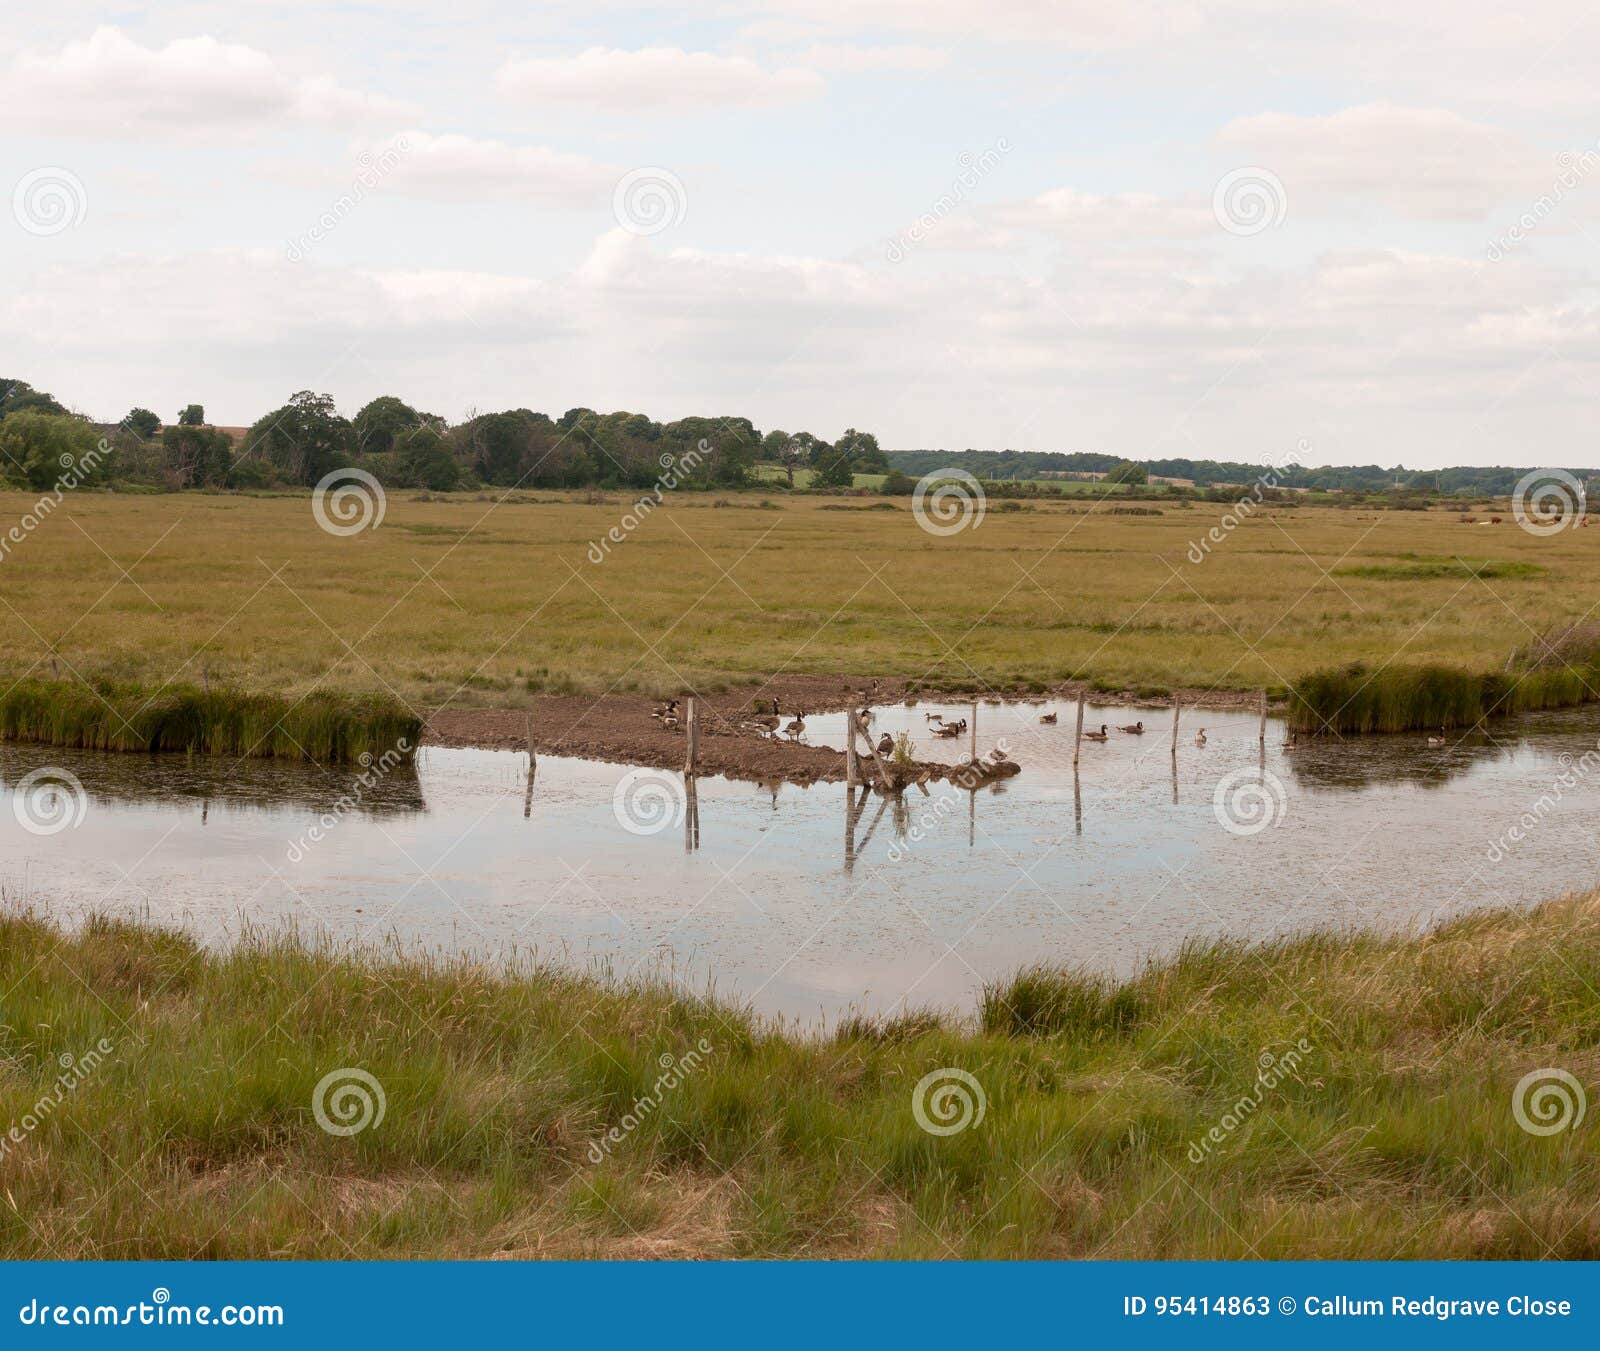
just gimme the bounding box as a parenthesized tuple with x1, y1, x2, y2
(3, 700, 1598, 1024)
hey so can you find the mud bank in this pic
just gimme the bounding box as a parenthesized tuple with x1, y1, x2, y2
(423, 676, 1259, 786)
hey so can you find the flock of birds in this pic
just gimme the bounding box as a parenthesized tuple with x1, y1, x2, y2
(1034, 710, 1209, 746)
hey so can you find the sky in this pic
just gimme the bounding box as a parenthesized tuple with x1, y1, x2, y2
(5, 2, 1600, 469)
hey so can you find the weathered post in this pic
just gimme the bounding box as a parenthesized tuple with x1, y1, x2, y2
(1073, 696, 1086, 766)
(1257, 689, 1267, 746)
(845, 715, 859, 788)
(683, 697, 699, 774)
(857, 713, 894, 789)
(524, 712, 536, 818)
(1170, 699, 1180, 756)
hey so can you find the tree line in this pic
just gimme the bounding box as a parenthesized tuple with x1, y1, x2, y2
(0, 379, 891, 494)
(3, 375, 1587, 500)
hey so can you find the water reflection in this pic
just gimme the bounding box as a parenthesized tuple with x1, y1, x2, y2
(0, 743, 427, 818)
(5, 701, 1600, 1022)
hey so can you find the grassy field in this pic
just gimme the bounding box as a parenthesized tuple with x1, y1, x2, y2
(1, 895, 1597, 1259)
(0, 488, 1593, 715)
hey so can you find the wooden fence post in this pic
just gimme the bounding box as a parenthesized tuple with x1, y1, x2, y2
(1073, 696, 1086, 766)
(1170, 699, 1180, 756)
(845, 717, 858, 788)
(683, 697, 699, 774)
(856, 713, 895, 789)
(1257, 690, 1267, 745)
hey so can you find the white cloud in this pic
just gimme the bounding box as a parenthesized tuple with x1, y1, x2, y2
(797, 44, 948, 72)
(1008, 188, 1217, 239)
(0, 26, 415, 138)
(12, 239, 1600, 465)
(495, 46, 824, 112)
(375, 131, 617, 202)
(1218, 102, 1559, 220)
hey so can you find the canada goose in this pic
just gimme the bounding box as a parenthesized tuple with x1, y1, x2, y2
(1082, 724, 1109, 742)
(1116, 721, 1145, 734)
(876, 732, 894, 755)
(1193, 728, 1207, 746)
(1283, 730, 1299, 750)
(651, 698, 679, 722)
(783, 710, 807, 738)
(661, 713, 680, 732)
(987, 746, 1013, 764)
(1039, 710, 1058, 725)
(924, 712, 944, 723)
(1427, 727, 1447, 747)
(933, 722, 962, 738)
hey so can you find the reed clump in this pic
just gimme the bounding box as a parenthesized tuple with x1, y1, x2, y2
(0, 676, 419, 763)
(1289, 625, 1600, 734)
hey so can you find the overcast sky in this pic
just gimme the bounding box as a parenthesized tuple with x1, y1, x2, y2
(5, 2, 1600, 468)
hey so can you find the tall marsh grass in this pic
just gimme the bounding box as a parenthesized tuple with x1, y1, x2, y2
(0, 676, 419, 762)
(1290, 625, 1600, 733)
(6, 891, 1600, 1258)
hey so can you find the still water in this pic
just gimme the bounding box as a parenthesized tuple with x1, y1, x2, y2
(3, 701, 1597, 1023)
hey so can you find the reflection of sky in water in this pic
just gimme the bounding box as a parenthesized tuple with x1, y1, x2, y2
(4, 702, 1600, 1025)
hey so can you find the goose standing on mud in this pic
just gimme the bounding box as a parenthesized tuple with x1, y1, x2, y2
(784, 710, 807, 738)
(1193, 728, 1207, 746)
(876, 732, 895, 756)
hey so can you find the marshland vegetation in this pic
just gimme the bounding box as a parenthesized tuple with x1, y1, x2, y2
(2, 892, 1597, 1259)
(0, 490, 1590, 722)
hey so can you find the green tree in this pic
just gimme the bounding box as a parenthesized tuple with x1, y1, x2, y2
(0, 380, 68, 421)
(0, 413, 108, 490)
(124, 408, 161, 439)
(1105, 460, 1148, 485)
(178, 404, 205, 427)
(812, 442, 855, 488)
(396, 425, 460, 490)
(240, 391, 354, 486)
(160, 424, 235, 487)
(353, 396, 424, 456)
(836, 428, 888, 473)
